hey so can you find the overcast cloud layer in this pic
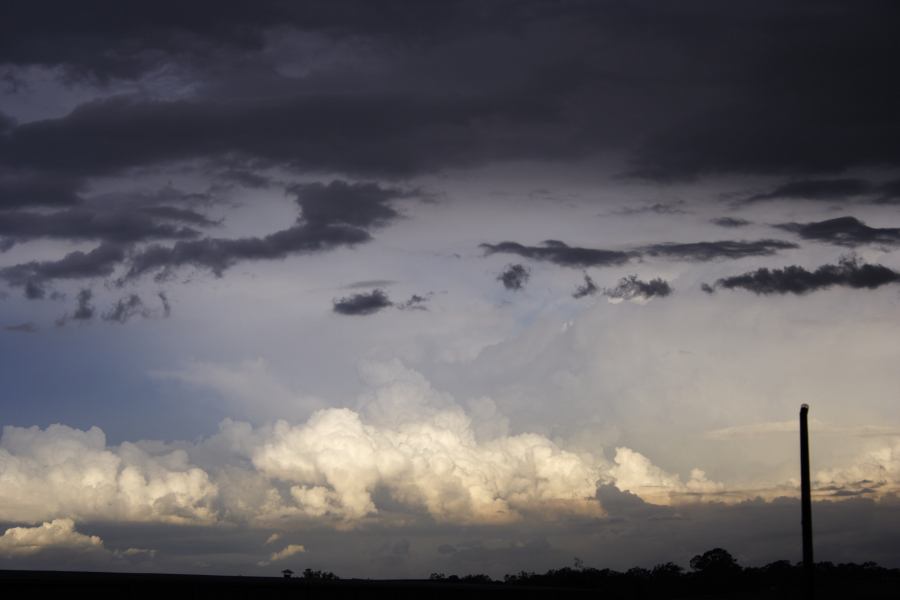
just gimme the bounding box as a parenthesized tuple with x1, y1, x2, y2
(2, 0, 900, 577)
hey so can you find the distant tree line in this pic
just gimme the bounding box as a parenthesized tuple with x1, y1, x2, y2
(428, 548, 900, 598)
(282, 568, 340, 581)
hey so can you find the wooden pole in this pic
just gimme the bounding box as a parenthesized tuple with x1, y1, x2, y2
(800, 403, 814, 599)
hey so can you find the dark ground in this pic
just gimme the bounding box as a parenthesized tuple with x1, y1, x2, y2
(2, 569, 899, 599)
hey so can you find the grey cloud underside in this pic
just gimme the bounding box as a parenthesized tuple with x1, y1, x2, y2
(0, 243, 125, 296)
(743, 178, 900, 205)
(711, 217, 752, 228)
(135, 206, 218, 227)
(127, 180, 408, 279)
(0, 180, 409, 295)
(572, 273, 598, 298)
(292, 180, 405, 229)
(775, 216, 900, 247)
(497, 264, 530, 291)
(158, 291, 171, 317)
(1, 1, 898, 182)
(398, 293, 430, 311)
(332, 288, 431, 315)
(54, 288, 95, 325)
(572, 273, 671, 301)
(127, 223, 371, 279)
(3, 322, 37, 333)
(744, 178, 872, 203)
(332, 289, 393, 316)
(639, 240, 797, 261)
(482, 241, 634, 268)
(0, 208, 204, 244)
(604, 275, 672, 301)
(0, 172, 84, 210)
(344, 279, 398, 290)
(614, 202, 686, 216)
(0, 184, 218, 261)
(0, 92, 569, 181)
(706, 257, 900, 295)
(482, 238, 796, 268)
(102, 292, 170, 323)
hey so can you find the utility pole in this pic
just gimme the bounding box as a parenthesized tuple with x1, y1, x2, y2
(800, 403, 814, 599)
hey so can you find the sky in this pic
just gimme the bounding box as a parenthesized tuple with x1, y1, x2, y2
(2, 0, 900, 578)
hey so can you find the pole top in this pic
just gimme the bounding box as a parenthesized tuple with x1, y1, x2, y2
(800, 403, 809, 414)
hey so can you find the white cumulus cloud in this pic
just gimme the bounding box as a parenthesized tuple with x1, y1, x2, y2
(0, 519, 103, 557)
(0, 424, 218, 523)
(270, 544, 306, 561)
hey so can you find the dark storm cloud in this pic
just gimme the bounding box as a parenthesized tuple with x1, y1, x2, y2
(0, 91, 567, 180)
(216, 168, 273, 190)
(0, 208, 203, 243)
(484, 238, 794, 268)
(121, 180, 409, 280)
(604, 275, 672, 301)
(614, 202, 686, 216)
(775, 216, 900, 247)
(640, 239, 798, 261)
(332, 289, 393, 316)
(0, 111, 15, 133)
(875, 179, 900, 204)
(1, 243, 125, 296)
(137, 206, 218, 227)
(710, 217, 751, 228)
(572, 273, 598, 298)
(7, 197, 373, 287)
(706, 256, 900, 295)
(482, 241, 634, 269)
(23, 280, 44, 299)
(739, 178, 900, 205)
(0, 172, 84, 209)
(1, 1, 897, 183)
(621, 0, 900, 179)
(497, 264, 530, 291)
(127, 223, 371, 279)
(1, 1, 520, 81)
(744, 178, 872, 203)
(0, 1, 291, 81)
(292, 180, 406, 229)
(595, 485, 675, 521)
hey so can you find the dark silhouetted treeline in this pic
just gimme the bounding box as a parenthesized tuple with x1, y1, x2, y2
(429, 548, 900, 598)
(3, 549, 899, 599)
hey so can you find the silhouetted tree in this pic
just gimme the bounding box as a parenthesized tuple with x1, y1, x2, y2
(652, 562, 684, 578)
(690, 547, 740, 575)
(301, 568, 339, 581)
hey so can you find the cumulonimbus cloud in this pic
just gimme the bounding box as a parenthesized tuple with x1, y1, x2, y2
(0, 362, 735, 528)
(3, 359, 898, 530)
(0, 424, 218, 523)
